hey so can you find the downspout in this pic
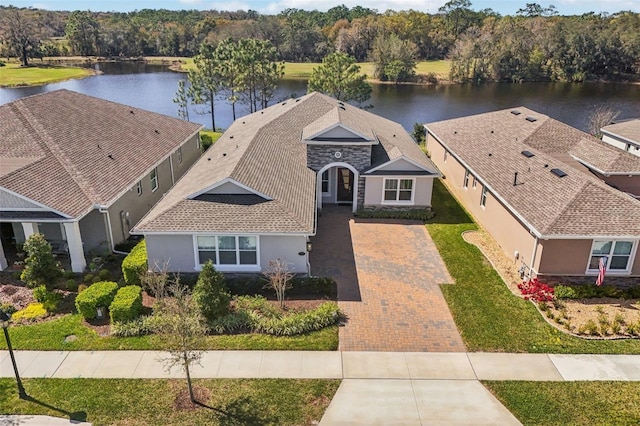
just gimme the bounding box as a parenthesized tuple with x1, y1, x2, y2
(308, 173, 320, 277)
(529, 235, 539, 280)
(169, 153, 175, 185)
(99, 207, 129, 255)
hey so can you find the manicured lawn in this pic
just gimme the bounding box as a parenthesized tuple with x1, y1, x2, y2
(484, 381, 640, 425)
(0, 63, 93, 87)
(0, 314, 338, 351)
(0, 378, 339, 425)
(427, 179, 640, 353)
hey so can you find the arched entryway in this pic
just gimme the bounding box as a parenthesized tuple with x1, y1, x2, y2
(316, 162, 359, 213)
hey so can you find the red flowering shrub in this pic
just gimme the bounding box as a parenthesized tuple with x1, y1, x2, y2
(517, 278, 555, 302)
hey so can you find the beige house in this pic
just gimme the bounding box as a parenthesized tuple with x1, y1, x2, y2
(601, 119, 640, 158)
(135, 92, 439, 274)
(0, 90, 202, 272)
(426, 107, 640, 286)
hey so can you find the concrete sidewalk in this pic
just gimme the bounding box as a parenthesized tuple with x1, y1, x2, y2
(3, 350, 640, 381)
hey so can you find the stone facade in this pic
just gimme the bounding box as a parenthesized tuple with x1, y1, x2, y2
(540, 275, 640, 289)
(306, 144, 372, 172)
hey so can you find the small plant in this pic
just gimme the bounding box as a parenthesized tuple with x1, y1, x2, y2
(612, 314, 624, 335)
(583, 319, 599, 336)
(109, 285, 143, 323)
(263, 258, 294, 309)
(83, 274, 94, 283)
(74, 281, 119, 320)
(78, 284, 88, 293)
(12, 302, 47, 322)
(122, 240, 147, 286)
(518, 278, 554, 302)
(596, 305, 605, 315)
(554, 285, 577, 299)
(20, 233, 63, 289)
(66, 279, 78, 292)
(193, 260, 230, 321)
(0, 303, 17, 315)
(98, 269, 111, 281)
(598, 313, 611, 336)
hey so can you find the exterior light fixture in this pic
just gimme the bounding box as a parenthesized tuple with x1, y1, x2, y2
(306, 242, 313, 252)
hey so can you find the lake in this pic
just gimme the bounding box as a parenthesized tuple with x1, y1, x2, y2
(1, 62, 639, 132)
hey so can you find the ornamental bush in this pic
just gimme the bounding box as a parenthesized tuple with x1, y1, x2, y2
(20, 233, 63, 289)
(517, 278, 554, 302)
(74, 281, 118, 320)
(121, 240, 147, 286)
(109, 285, 143, 323)
(193, 260, 230, 321)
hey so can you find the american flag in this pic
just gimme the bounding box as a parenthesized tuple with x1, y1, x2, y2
(595, 257, 607, 286)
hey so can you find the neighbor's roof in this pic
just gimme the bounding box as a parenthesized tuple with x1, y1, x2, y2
(426, 107, 640, 238)
(601, 119, 640, 145)
(135, 92, 437, 234)
(0, 90, 202, 218)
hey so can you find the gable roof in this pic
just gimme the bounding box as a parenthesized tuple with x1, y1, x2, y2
(135, 92, 437, 234)
(426, 107, 640, 238)
(601, 119, 640, 146)
(0, 90, 202, 219)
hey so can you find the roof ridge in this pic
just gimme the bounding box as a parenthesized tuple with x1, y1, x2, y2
(13, 100, 100, 204)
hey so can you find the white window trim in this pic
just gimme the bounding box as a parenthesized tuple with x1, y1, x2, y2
(177, 147, 183, 163)
(193, 235, 261, 272)
(135, 181, 142, 196)
(321, 170, 330, 194)
(150, 167, 159, 192)
(463, 169, 470, 189)
(472, 176, 477, 189)
(585, 239, 637, 275)
(381, 178, 415, 205)
(480, 185, 488, 207)
(444, 150, 448, 162)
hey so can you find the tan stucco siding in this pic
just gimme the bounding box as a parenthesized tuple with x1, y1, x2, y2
(79, 209, 109, 251)
(363, 176, 434, 207)
(537, 239, 592, 275)
(260, 235, 309, 273)
(427, 133, 537, 271)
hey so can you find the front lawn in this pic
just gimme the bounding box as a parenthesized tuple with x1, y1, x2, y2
(484, 381, 640, 425)
(427, 180, 640, 353)
(0, 378, 339, 426)
(0, 314, 338, 351)
(0, 62, 94, 87)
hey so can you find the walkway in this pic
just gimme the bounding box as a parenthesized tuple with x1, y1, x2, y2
(4, 350, 640, 425)
(311, 205, 465, 352)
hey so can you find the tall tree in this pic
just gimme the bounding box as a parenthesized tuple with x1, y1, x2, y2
(188, 43, 221, 130)
(215, 38, 244, 120)
(371, 33, 418, 82)
(65, 10, 100, 56)
(308, 52, 372, 103)
(173, 79, 190, 121)
(0, 7, 46, 66)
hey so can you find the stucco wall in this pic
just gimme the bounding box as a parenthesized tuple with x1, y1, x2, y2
(38, 223, 63, 241)
(427, 133, 538, 272)
(171, 134, 201, 180)
(79, 209, 109, 252)
(537, 239, 593, 275)
(363, 176, 434, 207)
(602, 134, 640, 157)
(307, 144, 371, 172)
(260, 235, 308, 273)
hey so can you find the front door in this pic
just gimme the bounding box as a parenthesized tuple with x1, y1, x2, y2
(336, 168, 354, 203)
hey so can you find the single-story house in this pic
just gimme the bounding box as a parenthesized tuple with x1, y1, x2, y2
(601, 118, 640, 158)
(134, 92, 440, 274)
(0, 90, 202, 272)
(425, 107, 640, 286)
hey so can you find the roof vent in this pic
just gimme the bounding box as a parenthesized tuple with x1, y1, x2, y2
(551, 168, 567, 177)
(295, 99, 300, 102)
(526, 116, 537, 122)
(281, 102, 286, 106)
(339, 106, 345, 110)
(108, 154, 114, 160)
(130, 110, 135, 114)
(154, 130, 160, 134)
(521, 150, 535, 158)
(230, 136, 233, 139)
(511, 110, 521, 115)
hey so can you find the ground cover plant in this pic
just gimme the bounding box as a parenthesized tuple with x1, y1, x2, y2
(484, 381, 640, 425)
(0, 62, 93, 87)
(427, 179, 640, 353)
(0, 378, 340, 426)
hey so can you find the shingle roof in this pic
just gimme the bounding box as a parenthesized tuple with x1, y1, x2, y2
(135, 92, 437, 234)
(602, 119, 640, 145)
(427, 107, 640, 237)
(0, 90, 202, 218)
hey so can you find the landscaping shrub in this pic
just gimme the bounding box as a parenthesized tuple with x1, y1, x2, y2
(66, 279, 78, 292)
(32, 285, 62, 312)
(208, 311, 254, 334)
(121, 240, 147, 286)
(110, 315, 160, 337)
(193, 260, 230, 321)
(63, 270, 76, 279)
(74, 281, 118, 320)
(518, 278, 554, 302)
(12, 302, 47, 321)
(200, 133, 213, 151)
(98, 269, 111, 281)
(83, 274, 94, 284)
(33, 285, 48, 302)
(255, 302, 341, 336)
(225, 276, 337, 299)
(109, 285, 143, 323)
(355, 208, 435, 221)
(20, 233, 63, 289)
(78, 284, 88, 293)
(0, 303, 17, 316)
(554, 285, 577, 299)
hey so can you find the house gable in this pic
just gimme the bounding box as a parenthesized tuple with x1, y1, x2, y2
(188, 178, 271, 200)
(0, 187, 47, 210)
(366, 157, 435, 174)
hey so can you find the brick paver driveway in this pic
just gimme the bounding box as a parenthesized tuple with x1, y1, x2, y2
(311, 205, 465, 352)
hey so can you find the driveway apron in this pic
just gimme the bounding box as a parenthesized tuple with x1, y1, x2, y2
(311, 206, 465, 352)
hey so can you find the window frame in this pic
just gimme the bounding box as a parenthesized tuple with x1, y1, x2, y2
(150, 167, 159, 192)
(463, 169, 470, 189)
(382, 178, 415, 205)
(444, 150, 448, 162)
(135, 181, 142, 196)
(321, 170, 330, 194)
(194, 235, 260, 271)
(177, 147, 183, 163)
(480, 185, 488, 207)
(472, 176, 477, 189)
(586, 240, 637, 275)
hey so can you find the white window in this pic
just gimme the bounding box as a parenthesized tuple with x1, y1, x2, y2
(472, 176, 477, 189)
(135, 181, 142, 196)
(196, 235, 258, 267)
(177, 147, 183, 163)
(463, 170, 470, 188)
(444, 151, 448, 162)
(588, 240, 636, 273)
(321, 170, 329, 193)
(383, 178, 414, 203)
(480, 185, 488, 207)
(150, 167, 158, 192)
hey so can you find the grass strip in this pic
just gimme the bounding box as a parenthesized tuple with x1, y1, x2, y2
(0, 63, 93, 87)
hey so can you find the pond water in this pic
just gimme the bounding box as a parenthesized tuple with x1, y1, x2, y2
(1, 62, 639, 131)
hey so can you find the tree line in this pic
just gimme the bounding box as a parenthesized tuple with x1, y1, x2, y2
(1, 2, 639, 82)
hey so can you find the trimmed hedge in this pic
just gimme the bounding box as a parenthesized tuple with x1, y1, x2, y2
(225, 276, 337, 299)
(121, 240, 147, 286)
(109, 285, 143, 323)
(354, 208, 435, 221)
(74, 281, 118, 320)
(554, 284, 640, 300)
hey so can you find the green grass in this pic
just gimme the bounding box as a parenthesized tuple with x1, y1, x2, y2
(0, 378, 340, 425)
(484, 381, 640, 425)
(0, 63, 93, 87)
(0, 314, 338, 351)
(427, 179, 640, 353)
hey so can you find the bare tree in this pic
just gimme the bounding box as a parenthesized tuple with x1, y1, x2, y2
(154, 278, 207, 403)
(588, 106, 619, 139)
(263, 258, 294, 309)
(0, 7, 46, 66)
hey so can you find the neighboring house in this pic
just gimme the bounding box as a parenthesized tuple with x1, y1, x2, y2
(0, 90, 202, 272)
(601, 119, 640, 158)
(426, 107, 640, 286)
(134, 92, 439, 274)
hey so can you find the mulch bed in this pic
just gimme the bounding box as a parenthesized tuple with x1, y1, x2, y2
(173, 384, 212, 411)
